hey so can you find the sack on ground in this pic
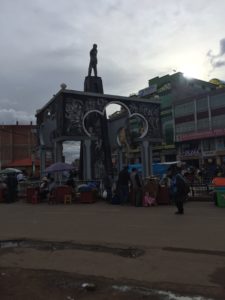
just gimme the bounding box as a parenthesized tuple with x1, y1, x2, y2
(102, 190, 107, 199)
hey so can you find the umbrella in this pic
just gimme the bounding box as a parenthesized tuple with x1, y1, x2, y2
(0, 168, 22, 174)
(45, 162, 74, 173)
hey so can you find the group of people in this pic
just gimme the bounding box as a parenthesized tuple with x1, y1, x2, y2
(39, 176, 56, 201)
(103, 164, 190, 215)
(103, 166, 143, 206)
(116, 166, 143, 206)
(103, 166, 151, 207)
(39, 173, 76, 202)
(179, 163, 225, 185)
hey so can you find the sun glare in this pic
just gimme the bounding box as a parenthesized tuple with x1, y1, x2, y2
(106, 104, 121, 118)
(181, 64, 204, 79)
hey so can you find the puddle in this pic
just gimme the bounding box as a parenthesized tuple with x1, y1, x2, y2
(0, 241, 20, 249)
(0, 241, 217, 299)
(112, 285, 214, 300)
(156, 290, 213, 300)
(0, 239, 144, 258)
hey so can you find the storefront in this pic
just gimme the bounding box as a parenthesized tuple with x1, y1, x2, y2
(202, 150, 217, 165)
(215, 137, 225, 164)
(177, 141, 201, 167)
(178, 155, 200, 167)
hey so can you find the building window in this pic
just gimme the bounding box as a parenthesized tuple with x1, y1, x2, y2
(180, 141, 200, 156)
(164, 124, 174, 145)
(212, 115, 225, 129)
(163, 120, 174, 145)
(210, 94, 225, 109)
(216, 137, 225, 150)
(175, 121, 195, 134)
(174, 102, 194, 117)
(202, 139, 215, 151)
(197, 118, 209, 131)
(196, 98, 207, 112)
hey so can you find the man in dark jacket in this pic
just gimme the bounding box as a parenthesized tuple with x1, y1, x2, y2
(171, 166, 188, 214)
(6, 173, 18, 203)
(130, 168, 142, 206)
(117, 166, 130, 204)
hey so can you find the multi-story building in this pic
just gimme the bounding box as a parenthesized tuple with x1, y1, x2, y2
(174, 88, 225, 167)
(137, 72, 217, 162)
(0, 123, 37, 171)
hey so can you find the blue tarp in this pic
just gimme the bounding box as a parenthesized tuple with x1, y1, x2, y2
(152, 161, 179, 178)
(128, 162, 179, 178)
(128, 164, 143, 174)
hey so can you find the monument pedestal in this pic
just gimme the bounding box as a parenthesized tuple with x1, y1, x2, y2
(80, 75, 112, 180)
(84, 76, 104, 94)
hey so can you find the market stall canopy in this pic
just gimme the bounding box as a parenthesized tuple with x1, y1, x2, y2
(6, 158, 40, 168)
(0, 168, 22, 174)
(44, 162, 74, 173)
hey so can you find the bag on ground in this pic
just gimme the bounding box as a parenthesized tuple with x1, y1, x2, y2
(102, 190, 107, 199)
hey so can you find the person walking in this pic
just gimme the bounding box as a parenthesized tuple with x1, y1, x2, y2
(5, 173, 18, 203)
(117, 166, 130, 204)
(170, 166, 189, 215)
(130, 167, 142, 206)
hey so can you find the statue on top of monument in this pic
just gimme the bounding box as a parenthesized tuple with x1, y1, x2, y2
(88, 44, 98, 77)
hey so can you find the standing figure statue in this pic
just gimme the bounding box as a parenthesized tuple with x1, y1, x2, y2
(88, 43, 98, 77)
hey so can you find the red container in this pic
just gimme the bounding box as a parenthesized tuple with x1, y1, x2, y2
(0, 188, 7, 202)
(156, 186, 170, 205)
(54, 185, 73, 203)
(27, 187, 37, 203)
(80, 191, 95, 203)
(212, 177, 225, 187)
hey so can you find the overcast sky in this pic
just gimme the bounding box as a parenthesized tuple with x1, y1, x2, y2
(0, 0, 225, 125)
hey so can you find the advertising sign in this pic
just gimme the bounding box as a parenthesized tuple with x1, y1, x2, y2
(176, 128, 225, 142)
(138, 85, 157, 97)
(202, 150, 216, 157)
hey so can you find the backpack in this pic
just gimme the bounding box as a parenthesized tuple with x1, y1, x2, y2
(177, 174, 190, 195)
(111, 194, 121, 205)
(171, 177, 177, 195)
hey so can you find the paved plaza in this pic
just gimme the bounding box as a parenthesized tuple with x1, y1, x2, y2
(0, 200, 225, 299)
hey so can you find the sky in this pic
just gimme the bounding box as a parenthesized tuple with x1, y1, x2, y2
(0, 0, 225, 125)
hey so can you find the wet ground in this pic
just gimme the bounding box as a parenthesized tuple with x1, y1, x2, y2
(0, 201, 224, 299)
(0, 267, 217, 300)
(0, 239, 145, 258)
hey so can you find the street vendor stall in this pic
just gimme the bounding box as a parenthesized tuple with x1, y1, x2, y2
(212, 177, 225, 207)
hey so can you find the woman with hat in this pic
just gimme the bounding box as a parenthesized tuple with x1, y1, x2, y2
(39, 177, 49, 201)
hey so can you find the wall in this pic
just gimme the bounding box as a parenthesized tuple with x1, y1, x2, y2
(0, 125, 37, 167)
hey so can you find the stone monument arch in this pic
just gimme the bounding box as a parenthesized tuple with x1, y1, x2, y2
(36, 46, 161, 179)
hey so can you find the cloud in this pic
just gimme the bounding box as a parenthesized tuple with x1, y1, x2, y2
(0, 98, 16, 107)
(0, 0, 225, 123)
(63, 141, 80, 163)
(207, 38, 225, 70)
(219, 38, 225, 56)
(0, 108, 35, 125)
(212, 60, 225, 68)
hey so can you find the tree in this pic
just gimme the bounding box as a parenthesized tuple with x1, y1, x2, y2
(209, 78, 225, 89)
